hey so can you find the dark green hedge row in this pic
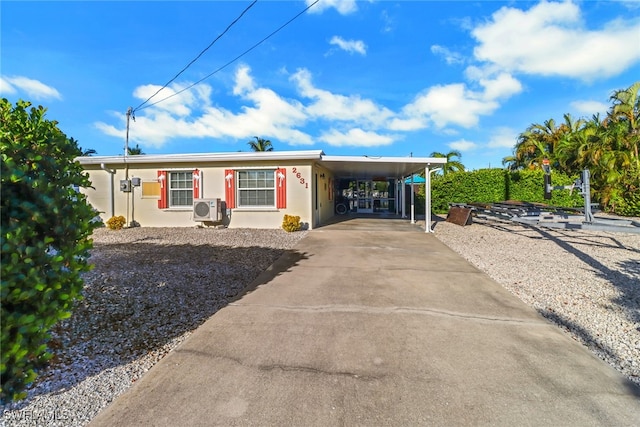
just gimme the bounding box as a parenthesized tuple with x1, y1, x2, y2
(422, 169, 584, 213)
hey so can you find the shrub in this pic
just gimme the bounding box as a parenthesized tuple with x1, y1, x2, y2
(282, 214, 302, 232)
(106, 215, 126, 230)
(1, 99, 98, 402)
(606, 163, 640, 217)
(428, 169, 583, 214)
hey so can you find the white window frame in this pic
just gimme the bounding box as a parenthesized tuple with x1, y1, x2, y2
(237, 169, 276, 208)
(168, 171, 193, 207)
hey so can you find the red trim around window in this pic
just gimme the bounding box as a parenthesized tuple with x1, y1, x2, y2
(276, 168, 287, 209)
(224, 169, 235, 209)
(158, 170, 168, 209)
(193, 169, 201, 199)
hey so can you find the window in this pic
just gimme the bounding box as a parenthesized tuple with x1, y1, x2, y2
(237, 170, 275, 207)
(157, 169, 201, 209)
(169, 171, 193, 207)
(224, 168, 286, 209)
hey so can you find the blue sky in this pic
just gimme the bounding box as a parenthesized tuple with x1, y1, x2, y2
(2, 0, 639, 170)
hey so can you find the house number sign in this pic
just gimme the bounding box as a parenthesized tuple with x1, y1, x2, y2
(291, 167, 309, 189)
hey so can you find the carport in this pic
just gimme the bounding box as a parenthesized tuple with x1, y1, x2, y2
(319, 155, 447, 232)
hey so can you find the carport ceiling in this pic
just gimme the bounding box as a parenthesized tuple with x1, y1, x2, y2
(320, 155, 447, 180)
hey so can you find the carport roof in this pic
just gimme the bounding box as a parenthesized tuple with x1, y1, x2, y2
(77, 150, 446, 179)
(319, 155, 446, 179)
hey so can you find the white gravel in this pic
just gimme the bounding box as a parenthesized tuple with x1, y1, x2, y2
(1, 220, 638, 426)
(433, 216, 640, 388)
(1, 227, 308, 427)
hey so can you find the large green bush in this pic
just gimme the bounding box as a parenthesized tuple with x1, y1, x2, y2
(429, 169, 506, 212)
(508, 169, 583, 208)
(1, 99, 98, 402)
(606, 163, 640, 217)
(428, 169, 584, 213)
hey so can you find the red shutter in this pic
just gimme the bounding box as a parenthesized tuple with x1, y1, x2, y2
(193, 169, 201, 199)
(224, 169, 235, 209)
(328, 177, 333, 201)
(276, 168, 287, 209)
(158, 170, 168, 209)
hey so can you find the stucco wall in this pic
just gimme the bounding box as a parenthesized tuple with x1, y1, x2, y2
(82, 161, 320, 229)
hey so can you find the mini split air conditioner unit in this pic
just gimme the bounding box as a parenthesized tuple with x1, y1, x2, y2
(193, 198, 221, 221)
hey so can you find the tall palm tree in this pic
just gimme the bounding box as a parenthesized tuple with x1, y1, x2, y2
(507, 114, 584, 172)
(127, 144, 145, 155)
(247, 136, 273, 152)
(609, 81, 639, 166)
(429, 150, 465, 175)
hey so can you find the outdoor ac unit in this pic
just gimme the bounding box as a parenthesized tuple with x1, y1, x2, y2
(193, 198, 221, 221)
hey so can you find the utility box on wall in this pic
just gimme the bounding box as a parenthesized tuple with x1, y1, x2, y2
(120, 179, 131, 192)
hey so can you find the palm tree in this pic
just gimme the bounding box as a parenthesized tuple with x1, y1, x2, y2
(609, 81, 639, 166)
(127, 144, 145, 155)
(247, 136, 273, 152)
(429, 150, 465, 175)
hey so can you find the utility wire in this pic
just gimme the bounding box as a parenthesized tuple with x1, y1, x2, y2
(136, 0, 320, 112)
(133, 0, 258, 113)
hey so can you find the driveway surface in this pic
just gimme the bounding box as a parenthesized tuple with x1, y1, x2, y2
(90, 218, 640, 426)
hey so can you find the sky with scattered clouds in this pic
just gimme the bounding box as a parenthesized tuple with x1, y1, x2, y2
(2, 0, 639, 169)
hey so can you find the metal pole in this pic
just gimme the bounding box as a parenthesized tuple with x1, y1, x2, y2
(583, 169, 593, 223)
(425, 167, 430, 233)
(124, 107, 132, 224)
(425, 168, 442, 233)
(410, 174, 415, 224)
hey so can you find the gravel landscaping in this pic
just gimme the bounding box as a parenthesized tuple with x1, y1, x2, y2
(1, 220, 638, 426)
(433, 216, 639, 388)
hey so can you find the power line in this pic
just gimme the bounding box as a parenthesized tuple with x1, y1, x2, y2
(136, 0, 320, 112)
(133, 0, 258, 113)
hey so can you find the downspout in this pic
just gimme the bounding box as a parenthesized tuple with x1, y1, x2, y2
(100, 163, 116, 218)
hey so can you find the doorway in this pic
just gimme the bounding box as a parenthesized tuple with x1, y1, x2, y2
(336, 179, 395, 214)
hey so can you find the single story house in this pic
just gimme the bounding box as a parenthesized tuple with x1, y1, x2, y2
(77, 150, 446, 232)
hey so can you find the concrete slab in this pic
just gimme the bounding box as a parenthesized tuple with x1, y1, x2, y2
(90, 218, 640, 427)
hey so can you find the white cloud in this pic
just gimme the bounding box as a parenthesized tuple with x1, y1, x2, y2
(0, 77, 18, 96)
(380, 10, 395, 33)
(306, 0, 358, 15)
(320, 128, 396, 147)
(431, 45, 464, 65)
(400, 83, 497, 129)
(487, 127, 518, 148)
(471, 0, 640, 80)
(133, 82, 211, 117)
(96, 65, 313, 148)
(570, 100, 608, 116)
(329, 36, 367, 55)
(387, 117, 425, 132)
(449, 139, 477, 151)
(0, 76, 62, 100)
(478, 73, 523, 101)
(291, 68, 393, 126)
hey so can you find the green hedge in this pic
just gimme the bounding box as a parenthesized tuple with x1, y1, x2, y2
(1, 99, 98, 402)
(425, 169, 584, 213)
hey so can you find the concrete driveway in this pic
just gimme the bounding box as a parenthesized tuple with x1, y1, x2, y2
(90, 218, 640, 426)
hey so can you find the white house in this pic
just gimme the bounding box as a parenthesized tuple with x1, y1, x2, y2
(77, 150, 446, 231)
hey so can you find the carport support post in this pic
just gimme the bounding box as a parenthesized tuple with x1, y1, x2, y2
(425, 167, 431, 232)
(410, 175, 415, 224)
(401, 177, 406, 218)
(395, 179, 399, 215)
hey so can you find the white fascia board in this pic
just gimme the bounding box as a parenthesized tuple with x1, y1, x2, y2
(76, 150, 325, 166)
(320, 155, 447, 166)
